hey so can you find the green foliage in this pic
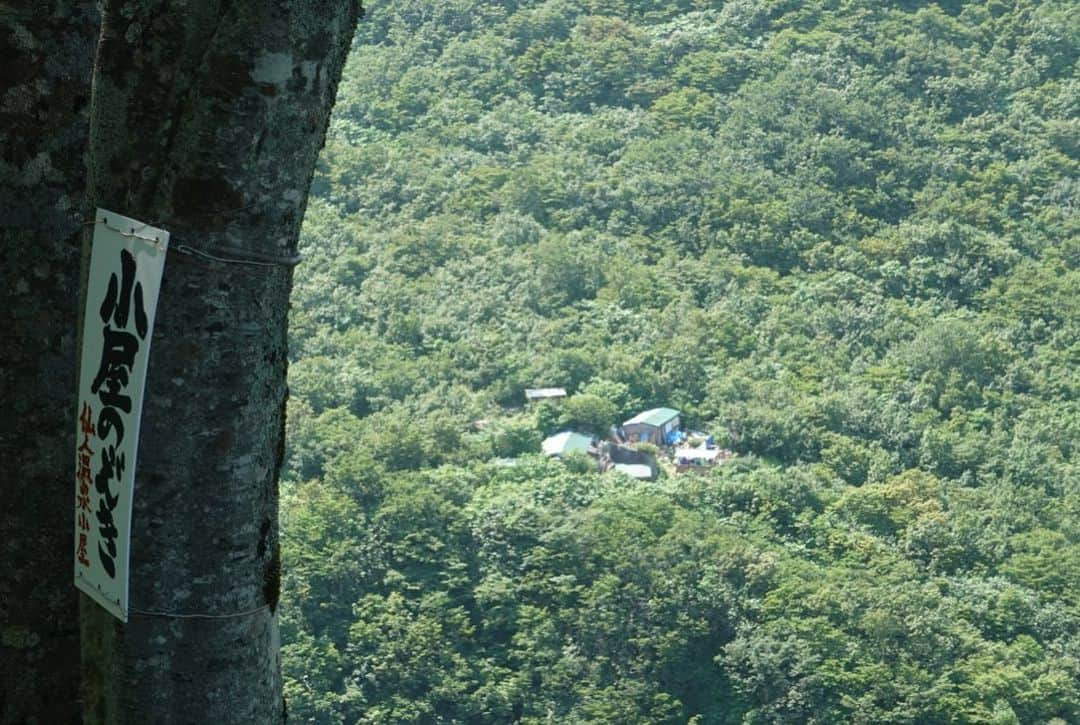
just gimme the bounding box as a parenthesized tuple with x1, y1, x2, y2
(555, 393, 617, 437)
(281, 0, 1080, 721)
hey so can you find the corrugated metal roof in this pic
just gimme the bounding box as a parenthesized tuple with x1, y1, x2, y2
(542, 431, 593, 456)
(624, 407, 680, 427)
(612, 463, 653, 480)
(525, 387, 568, 400)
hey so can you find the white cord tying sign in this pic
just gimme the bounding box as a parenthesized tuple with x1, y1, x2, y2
(74, 209, 169, 622)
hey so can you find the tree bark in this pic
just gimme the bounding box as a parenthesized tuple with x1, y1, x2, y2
(81, 2, 358, 722)
(0, 3, 99, 723)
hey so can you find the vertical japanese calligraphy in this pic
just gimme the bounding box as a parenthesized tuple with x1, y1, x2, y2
(74, 209, 169, 622)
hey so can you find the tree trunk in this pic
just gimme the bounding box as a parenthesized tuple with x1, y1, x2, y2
(81, 2, 358, 722)
(0, 3, 99, 723)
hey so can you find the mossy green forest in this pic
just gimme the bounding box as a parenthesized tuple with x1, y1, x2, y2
(279, 1, 1079, 722)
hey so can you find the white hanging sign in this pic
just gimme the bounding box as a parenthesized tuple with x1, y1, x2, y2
(74, 208, 169, 622)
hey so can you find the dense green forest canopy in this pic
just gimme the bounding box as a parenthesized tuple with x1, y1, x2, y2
(280, 0, 1079, 722)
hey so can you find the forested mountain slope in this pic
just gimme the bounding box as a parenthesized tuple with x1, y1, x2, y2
(281, 1, 1079, 722)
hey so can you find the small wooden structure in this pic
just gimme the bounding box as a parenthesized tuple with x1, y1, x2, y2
(525, 387, 567, 404)
(622, 407, 681, 446)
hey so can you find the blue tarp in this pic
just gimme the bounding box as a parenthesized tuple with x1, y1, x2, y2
(665, 430, 686, 446)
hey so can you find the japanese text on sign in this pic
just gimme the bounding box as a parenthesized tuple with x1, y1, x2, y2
(74, 209, 168, 622)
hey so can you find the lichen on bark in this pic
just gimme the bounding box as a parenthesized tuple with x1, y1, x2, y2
(0, 3, 99, 723)
(80, 2, 360, 723)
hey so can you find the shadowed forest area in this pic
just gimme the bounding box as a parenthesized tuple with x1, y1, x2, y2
(280, 1, 1079, 722)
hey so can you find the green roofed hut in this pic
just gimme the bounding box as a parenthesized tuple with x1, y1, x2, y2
(542, 431, 595, 458)
(622, 407, 681, 446)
